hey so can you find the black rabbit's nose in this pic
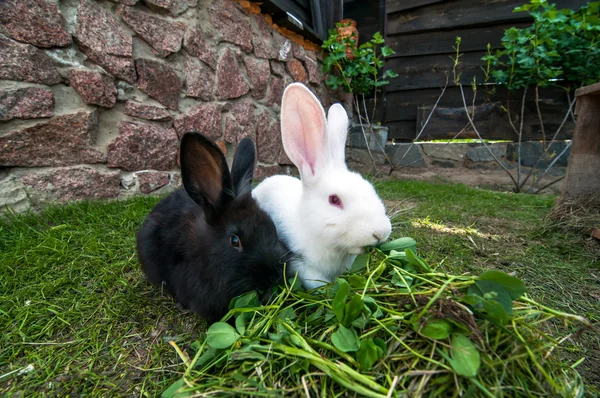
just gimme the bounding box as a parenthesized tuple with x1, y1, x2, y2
(279, 249, 294, 263)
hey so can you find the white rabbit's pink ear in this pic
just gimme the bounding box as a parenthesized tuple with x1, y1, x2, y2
(281, 83, 327, 182)
(326, 103, 349, 168)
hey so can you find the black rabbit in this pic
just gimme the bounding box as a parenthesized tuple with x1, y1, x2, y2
(137, 132, 289, 323)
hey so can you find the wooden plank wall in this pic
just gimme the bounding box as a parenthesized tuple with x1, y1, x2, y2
(384, 0, 588, 141)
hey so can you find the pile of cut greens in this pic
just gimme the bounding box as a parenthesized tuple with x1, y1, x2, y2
(163, 238, 591, 397)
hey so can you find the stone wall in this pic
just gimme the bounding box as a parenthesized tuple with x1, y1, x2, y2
(0, 0, 344, 212)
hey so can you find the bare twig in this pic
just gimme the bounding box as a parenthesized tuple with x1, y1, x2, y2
(361, 94, 395, 172)
(457, 84, 519, 187)
(353, 95, 378, 174)
(534, 85, 547, 148)
(531, 141, 572, 190)
(394, 75, 449, 171)
(533, 176, 565, 194)
(519, 96, 576, 189)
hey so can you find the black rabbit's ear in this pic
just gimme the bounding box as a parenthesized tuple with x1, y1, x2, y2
(180, 132, 234, 220)
(231, 137, 256, 197)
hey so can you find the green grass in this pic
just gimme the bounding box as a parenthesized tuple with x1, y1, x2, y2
(1, 180, 598, 396)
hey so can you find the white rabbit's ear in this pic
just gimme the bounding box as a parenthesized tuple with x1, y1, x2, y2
(326, 103, 349, 168)
(281, 83, 328, 182)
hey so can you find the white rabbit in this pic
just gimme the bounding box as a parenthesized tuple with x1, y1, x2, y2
(252, 83, 392, 289)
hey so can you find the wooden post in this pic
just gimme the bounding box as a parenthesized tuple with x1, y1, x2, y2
(561, 82, 600, 199)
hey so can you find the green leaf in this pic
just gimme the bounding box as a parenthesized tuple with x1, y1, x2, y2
(449, 333, 481, 377)
(332, 279, 350, 323)
(230, 346, 266, 362)
(230, 290, 260, 310)
(391, 272, 413, 288)
(193, 347, 216, 369)
(388, 250, 408, 261)
(161, 378, 187, 398)
(385, 69, 399, 78)
(381, 46, 395, 57)
(405, 248, 432, 272)
(378, 237, 417, 253)
(463, 292, 483, 307)
(483, 298, 510, 325)
(373, 337, 386, 354)
(474, 280, 513, 315)
(331, 325, 360, 352)
(479, 270, 526, 300)
(356, 338, 385, 370)
(348, 274, 367, 288)
(350, 253, 370, 272)
(206, 322, 240, 350)
(415, 318, 453, 340)
(235, 312, 249, 335)
(342, 294, 364, 327)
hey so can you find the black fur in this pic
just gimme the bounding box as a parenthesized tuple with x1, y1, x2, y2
(137, 133, 288, 323)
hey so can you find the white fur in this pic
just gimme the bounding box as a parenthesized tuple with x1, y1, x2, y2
(252, 83, 391, 289)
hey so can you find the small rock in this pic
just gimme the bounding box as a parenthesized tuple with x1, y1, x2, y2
(120, 6, 185, 58)
(266, 76, 284, 107)
(291, 42, 306, 61)
(170, 172, 181, 187)
(183, 27, 217, 69)
(0, 111, 105, 167)
(110, 0, 139, 4)
(74, 0, 135, 83)
(120, 174, 137, 189)
(431, 160, 455, 168)
(243, 56, 270, 100)
(223, 115, 255, 144)
(287, 60, 307, 83)
(21, 167, 120, 204)
(0, 175, 31, 213)
(273, 33, 292, 61)
(256, 110, 288, 164)
(70, 69, 117, 108)
(0, 0, 71, 48)
(468, 163, 490, 170)
(216, 49, 249, 100)
(143, 0, 196, 16)
(209, 0, 252, 52)
(0, 35, 62, 84)
(386, 144, 426, 168)
(136, 171, 170, 194)
(173, 102, 222, 140)
(185, 55, 214, 101)
(510, 141, 571, 168)
(124, 101, 172, 121)
(465, 144, 506, 162)
(348, 125, 388, 152)
(270, 60, 286, 78)
(250, 14, 276, 59)
(0, 87, 54, 121)
(231, 99, 255, 126)
(304, 56, 322, 85)
(107, 121, 179, 171)
(419, 143, 469, 161)
(117, 81, 135, 102)
(136, 58, 182, 110)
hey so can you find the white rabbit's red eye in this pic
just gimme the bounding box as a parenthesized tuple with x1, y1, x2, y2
(230, 234, 242, 251)
(328, 194, 343, 208)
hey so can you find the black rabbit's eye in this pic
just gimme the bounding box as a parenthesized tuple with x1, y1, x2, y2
(230, 234, 242, 250)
